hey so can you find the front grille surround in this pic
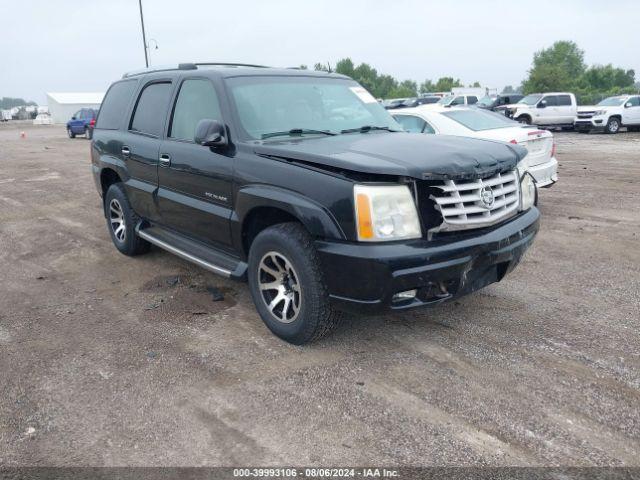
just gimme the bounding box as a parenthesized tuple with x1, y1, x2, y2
(427, 170, 520, 232)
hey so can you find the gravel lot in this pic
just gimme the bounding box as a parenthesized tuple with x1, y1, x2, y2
(1, 123, 639, 467)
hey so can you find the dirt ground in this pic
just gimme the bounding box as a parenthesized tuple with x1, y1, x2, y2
(1, 123, 639, 467)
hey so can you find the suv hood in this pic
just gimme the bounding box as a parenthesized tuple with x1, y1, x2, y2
(577, 105, 602, 112)
(254, 132, 526, 181)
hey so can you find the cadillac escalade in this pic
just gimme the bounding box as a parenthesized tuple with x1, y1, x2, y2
(91, 63, 539, 344)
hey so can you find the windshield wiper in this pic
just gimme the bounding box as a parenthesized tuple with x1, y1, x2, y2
(261, 128, 337, 140)
(340, 125, 401, 134)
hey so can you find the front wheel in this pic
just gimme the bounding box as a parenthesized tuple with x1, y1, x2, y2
(67, 128, 75, 138)
(605, 117, 620, 134)
(517, 115, 531, 125)
(248, 223, 342, 344)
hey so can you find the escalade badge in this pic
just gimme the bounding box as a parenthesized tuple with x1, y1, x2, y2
(480, 186, 494, 209)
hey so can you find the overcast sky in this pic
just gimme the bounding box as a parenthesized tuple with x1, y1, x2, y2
(2, 0, 639, 105)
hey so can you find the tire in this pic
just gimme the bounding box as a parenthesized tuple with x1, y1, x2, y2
(605, 117, 620, 134)
(67, 128, 75, 138)
(104, 183, 150, 256)
(86, 128, 93, 139)
(247, 222, 342, 344)
(517, 115, 531, 125)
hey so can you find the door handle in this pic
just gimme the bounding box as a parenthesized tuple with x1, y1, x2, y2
(121, 146, 131, 156)
(159, 153, 171, 167)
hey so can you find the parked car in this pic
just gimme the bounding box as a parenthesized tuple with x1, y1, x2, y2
(67, 108, 97, 139)
(574, 95, 640, 134)
(504, 93, 577, 127)
(477, 94, 524, 112)
(91, 63, 539, 344)
(382, 98, 408, 109)
(401, 96, 440, 107)
(1, 110, 12, 122)
(421, 94, 480, 108)
(33, 113, 52, 125)
(391, 106, 558, 188)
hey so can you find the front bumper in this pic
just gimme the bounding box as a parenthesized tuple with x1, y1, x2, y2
(574, 118, 605, 131)
(316, 207, 540, 314)
(529, 156, 558, 188)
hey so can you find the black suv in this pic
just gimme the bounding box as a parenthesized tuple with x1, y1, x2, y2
(91, 63, 539, 344)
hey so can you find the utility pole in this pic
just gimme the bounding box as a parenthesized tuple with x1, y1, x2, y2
(138, 0, 149, 67)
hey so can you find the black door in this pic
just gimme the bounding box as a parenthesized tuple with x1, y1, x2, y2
(157, 78, 233, 248)
(121, 81, 174, 222)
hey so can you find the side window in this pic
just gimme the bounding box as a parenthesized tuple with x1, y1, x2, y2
(542, 96, 558, 106)
(394, 115, 428, 133)
(557, 95, 572, 106)
(130, 82, 173, 137)
(73, 110, 81, 119)
(96, 80, 137, 130)
(467, 96, 478, 105)
(169, 79, 222, 141)
(450, 96, 465, 106)
(422, 120, 436, 134)
(628, 97, 640, 107)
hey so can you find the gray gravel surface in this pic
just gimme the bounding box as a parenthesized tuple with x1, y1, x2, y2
(0, 124, 639, 466)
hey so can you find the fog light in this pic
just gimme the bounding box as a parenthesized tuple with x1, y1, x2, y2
(392, 289, 417, 302)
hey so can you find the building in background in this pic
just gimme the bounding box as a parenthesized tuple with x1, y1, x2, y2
(46, 92, 104, 124)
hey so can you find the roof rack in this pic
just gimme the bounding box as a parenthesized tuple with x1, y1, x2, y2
(122, 62, 269, 78)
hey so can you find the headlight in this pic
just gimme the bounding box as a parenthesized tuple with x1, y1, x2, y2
(354, 184, 422, 241)
(520, 172, 537, 211)
(593, 110, 607, 116)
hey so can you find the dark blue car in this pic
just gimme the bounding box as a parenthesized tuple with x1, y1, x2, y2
(66, 108, 97, 139)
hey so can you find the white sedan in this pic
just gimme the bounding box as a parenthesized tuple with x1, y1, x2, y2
(392, 106, 558, 187)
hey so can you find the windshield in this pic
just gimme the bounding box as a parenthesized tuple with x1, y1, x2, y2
(442, 109, 518, 131)
(226, 76, 400, 139)
(437, 95, 454, 105)
(477, 96, 496, 107)
(518, 94, 543, 105)
(597, 97, 626, 106)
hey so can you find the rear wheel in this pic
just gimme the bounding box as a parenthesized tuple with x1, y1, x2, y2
(605, 117, 620, 134)
(248, 222, 342, 344)
(67, 128, 75, 138)
(104, 183, 150, 256)
(85, 128, 93, 139)
(517, 115, 531, 125)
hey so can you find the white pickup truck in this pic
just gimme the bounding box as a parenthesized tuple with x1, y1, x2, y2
(574, 95, 640, 134)
(505, 93, 577, 128)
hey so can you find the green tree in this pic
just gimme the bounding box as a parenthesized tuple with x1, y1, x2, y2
(502, 85, 515, 94)
(388, 80, 418, 98)
(314, 62, 331, 72)
(471, 81, 481, 88)
(419, 79, 435, 94)
(335, 58, 355, 78)
(375, 74, 398, 98)
(352, 63, 379, 94)
(434, 77, 462, 92)
(522, 41, 586, 93)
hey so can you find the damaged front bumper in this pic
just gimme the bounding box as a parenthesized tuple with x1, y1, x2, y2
(316, 207, 540, 314)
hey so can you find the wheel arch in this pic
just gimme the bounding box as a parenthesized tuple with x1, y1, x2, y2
(234, 185, 346, 257)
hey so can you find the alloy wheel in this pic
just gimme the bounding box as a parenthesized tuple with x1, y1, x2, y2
(257, 251, 301, 323)
(109, 198, 126, 243)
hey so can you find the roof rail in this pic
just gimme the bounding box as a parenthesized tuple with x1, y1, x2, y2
(122, 62, 269, 78)
(193, 62, 270, 69)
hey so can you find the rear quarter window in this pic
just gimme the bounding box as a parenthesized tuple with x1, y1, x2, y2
(130, 82, 173, 137)
(96, 80, 137, 130)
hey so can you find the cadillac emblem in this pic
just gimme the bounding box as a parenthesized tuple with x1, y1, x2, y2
(480, 186, 495, 208)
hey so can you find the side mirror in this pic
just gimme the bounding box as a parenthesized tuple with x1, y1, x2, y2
(625, 102, 632, 108)
(194, 119, 227, 147)
(71, 116, 76, 120)
(537, 101, 546, 109)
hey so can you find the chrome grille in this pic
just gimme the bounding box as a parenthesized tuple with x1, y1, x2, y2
(429, 170, 520, 232)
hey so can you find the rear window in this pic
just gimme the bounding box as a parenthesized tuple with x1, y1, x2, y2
(96, 80, 137, 130)
(557, 95, 572, 106)
(442, 109, 517, 131)
(130, 82, 173, 137)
